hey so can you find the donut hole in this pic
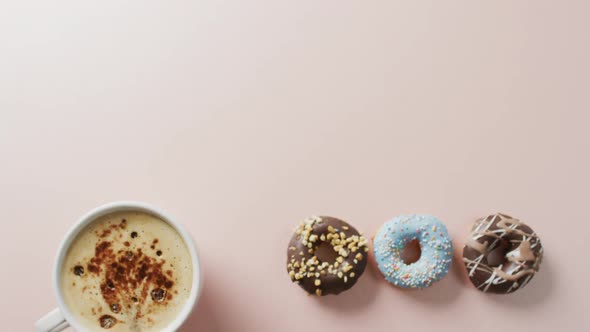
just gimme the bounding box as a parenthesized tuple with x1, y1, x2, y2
(486, 239, 511, 267)
(314, 242, 339, 263)
(401, 239, 421, 265)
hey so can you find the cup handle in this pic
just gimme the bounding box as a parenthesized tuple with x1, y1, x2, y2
(36, 308, 69, 332)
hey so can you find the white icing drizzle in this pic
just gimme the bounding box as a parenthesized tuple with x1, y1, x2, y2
(506, 239, 536, 262)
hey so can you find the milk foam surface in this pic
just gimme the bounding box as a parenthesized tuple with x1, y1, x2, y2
(61, 211, 193, 331)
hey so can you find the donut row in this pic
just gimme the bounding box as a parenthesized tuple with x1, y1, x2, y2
(286, 213, 543, 296)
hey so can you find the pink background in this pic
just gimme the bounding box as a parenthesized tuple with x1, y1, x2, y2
(1, 1, 589, 331)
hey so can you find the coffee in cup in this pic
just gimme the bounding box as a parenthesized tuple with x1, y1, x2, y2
(60, 210, 193, 331)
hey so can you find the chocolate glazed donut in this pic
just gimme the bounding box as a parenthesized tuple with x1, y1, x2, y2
(462, 213, 543, 294)
(287, 216, 369, 296)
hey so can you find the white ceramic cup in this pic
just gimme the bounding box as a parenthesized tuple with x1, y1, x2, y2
(35, 201, 203, 332)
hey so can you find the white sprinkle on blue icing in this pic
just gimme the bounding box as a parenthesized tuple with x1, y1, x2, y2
(373, 215, 453, 289)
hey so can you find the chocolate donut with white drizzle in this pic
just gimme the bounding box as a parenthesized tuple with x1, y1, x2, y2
(462, 213, 543, 294)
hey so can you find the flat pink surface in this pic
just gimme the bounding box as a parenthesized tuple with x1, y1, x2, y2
(1, 1, 589, 331)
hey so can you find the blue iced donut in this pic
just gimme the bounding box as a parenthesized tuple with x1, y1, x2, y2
(373, 215, 453, 289)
